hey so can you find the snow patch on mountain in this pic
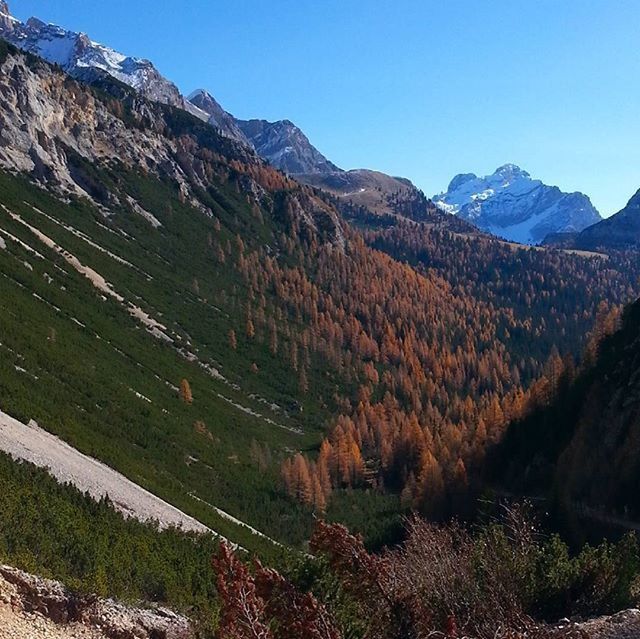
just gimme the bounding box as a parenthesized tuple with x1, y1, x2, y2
(433, 164, 601, 244)
(0, 4, 183, 107)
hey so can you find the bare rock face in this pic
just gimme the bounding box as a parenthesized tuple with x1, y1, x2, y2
(0, 0, 13, 32)
(0, 565, 194, 639)
(0, 565, 75, 625)
(188, 89, 249, 144)
(237, 117, 341, 175)
(0, 47, 249, 216)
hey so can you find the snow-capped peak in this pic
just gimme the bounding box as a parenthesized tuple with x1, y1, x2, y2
(433, 165, 601, 245)
(493, 163, 530, 181)
(0, 3, 183, 106)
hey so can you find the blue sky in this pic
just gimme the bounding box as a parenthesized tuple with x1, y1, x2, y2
(10, 0, 640, 216)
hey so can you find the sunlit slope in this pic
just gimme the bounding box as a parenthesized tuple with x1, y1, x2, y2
(0, 169, 322, 550)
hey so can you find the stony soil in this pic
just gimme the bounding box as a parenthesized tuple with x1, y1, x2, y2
(0, 565, 193, 639)
(567, 609, 640, 638)
(0, 606, 106, 639)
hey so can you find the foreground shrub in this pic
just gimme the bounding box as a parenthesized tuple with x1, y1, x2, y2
(213, 508, 639, 638)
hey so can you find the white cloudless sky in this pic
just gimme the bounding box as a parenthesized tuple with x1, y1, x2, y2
(10, 0, 640, 216)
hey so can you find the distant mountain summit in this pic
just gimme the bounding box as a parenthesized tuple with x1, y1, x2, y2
(235, 118, 341, 175)
(187, 89, 249, 143)
(433, 164, 601, 244)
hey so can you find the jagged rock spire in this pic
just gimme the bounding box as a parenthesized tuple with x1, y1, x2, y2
(0, 1, 14, 34)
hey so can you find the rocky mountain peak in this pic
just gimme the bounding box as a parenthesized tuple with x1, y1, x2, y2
(25, 16, 45, 29)
(447, 172, 477, 192)
(188, 88, 219, 110)
(187, 89, 249, 143)
(493, 163, 530, 181)
(434, 165, 601, 244)
(0, 8, 184, 108)
(237, 118, 341, 175)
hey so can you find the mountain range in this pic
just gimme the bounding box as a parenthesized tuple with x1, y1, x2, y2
(0, 3, 435, 216)
(0, 1, 612, 243)
(0, 11, 638, 547)
(432, 164, 602, 244)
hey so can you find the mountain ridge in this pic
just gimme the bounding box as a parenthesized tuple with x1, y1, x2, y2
(545, 188, 640, 252)
(236, 117, 341, 175)
(0, 2, 491, 233)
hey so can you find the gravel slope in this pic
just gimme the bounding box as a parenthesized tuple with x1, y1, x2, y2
(0, 606, 106, 639)
(0, 409, 212, 535)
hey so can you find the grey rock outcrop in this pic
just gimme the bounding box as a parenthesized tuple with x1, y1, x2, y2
(0, 565, 194, 639)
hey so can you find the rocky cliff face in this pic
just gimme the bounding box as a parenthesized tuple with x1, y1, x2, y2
(236, 117, 341, 175)
(0, 47, 209, 208)
(0, 44, 344, 245)
(433, 164, 602, 244)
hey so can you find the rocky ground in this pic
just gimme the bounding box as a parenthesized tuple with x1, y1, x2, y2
(0, 566, 193, 639)
(0, 606, 105, 639)
(1, 561, 639, 638)
(564, 609, 640, 638)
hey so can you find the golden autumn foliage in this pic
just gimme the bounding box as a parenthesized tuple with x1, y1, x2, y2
(211, 184, 638, 515)
(179, 378, 193, 404)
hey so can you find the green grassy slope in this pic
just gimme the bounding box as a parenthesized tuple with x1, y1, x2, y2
(0, 451, 221, 631)
(0, 168, 326, 551)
